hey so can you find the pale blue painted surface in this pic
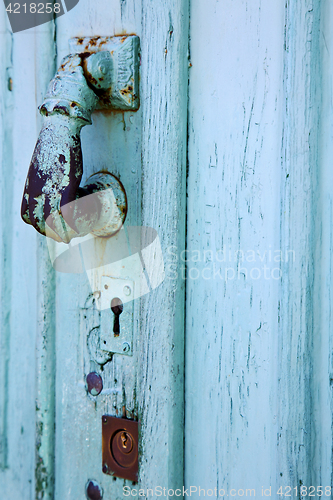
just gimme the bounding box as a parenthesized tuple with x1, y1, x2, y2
(186, 0, 332, 494)
(1, 0, 333, 498)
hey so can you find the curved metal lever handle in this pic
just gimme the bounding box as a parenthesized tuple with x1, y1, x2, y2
(21, 52, 125, 243)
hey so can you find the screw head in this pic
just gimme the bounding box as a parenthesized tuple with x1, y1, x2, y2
(123, 285, 131, 296)
(86, 372, 103, 396)
(86, 479, 103, 500)
(122, 342, 130, 353)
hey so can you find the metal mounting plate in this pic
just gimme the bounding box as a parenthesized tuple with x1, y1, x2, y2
(69, 35, 140, 110)
(99, 276, 134, 356)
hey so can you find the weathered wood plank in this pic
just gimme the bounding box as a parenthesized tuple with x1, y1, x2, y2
(0, 16, 56, 500)
(138, 0, 188, 490)
(186, 0, 325, 493)
(54, 2, 142, 498)
(33, 25, 58, 500)
(52, 0, 188, 497)
(277, 0, 321, 489)
(312, 0, 333, 489)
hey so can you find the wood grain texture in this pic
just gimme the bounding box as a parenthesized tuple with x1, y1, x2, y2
(277, 0, 321, 489)
(33, 25, 57, 500)
(5, 0, 331, 496)
(139, 0, 188, 490)
(0, 14, 56, 500)
(313, 0, 333, 489)
(186, 0, 326, 494)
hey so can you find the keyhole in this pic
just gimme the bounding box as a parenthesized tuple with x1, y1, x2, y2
(111, 297, 123, 336)
(121, 432, 128, 448)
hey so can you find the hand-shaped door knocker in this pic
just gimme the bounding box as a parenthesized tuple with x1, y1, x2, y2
(21, 36, 140, 243)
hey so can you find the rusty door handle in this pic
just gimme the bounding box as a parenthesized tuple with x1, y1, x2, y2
(21, 36, 140, 243)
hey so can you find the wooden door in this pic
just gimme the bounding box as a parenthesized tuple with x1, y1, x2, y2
(1, 0, 333, 498)
(0, 0, 188, 498)
(186, 0, 333, 496)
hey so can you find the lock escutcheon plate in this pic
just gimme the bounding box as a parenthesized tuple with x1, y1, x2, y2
(99, 276, 134, 356)
(102, 416, 139, 482)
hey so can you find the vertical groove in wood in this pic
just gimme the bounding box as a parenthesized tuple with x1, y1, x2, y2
(34, 25, 57, 500)
(35, 245, 56, 500)
(139, 0, 188, 489)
